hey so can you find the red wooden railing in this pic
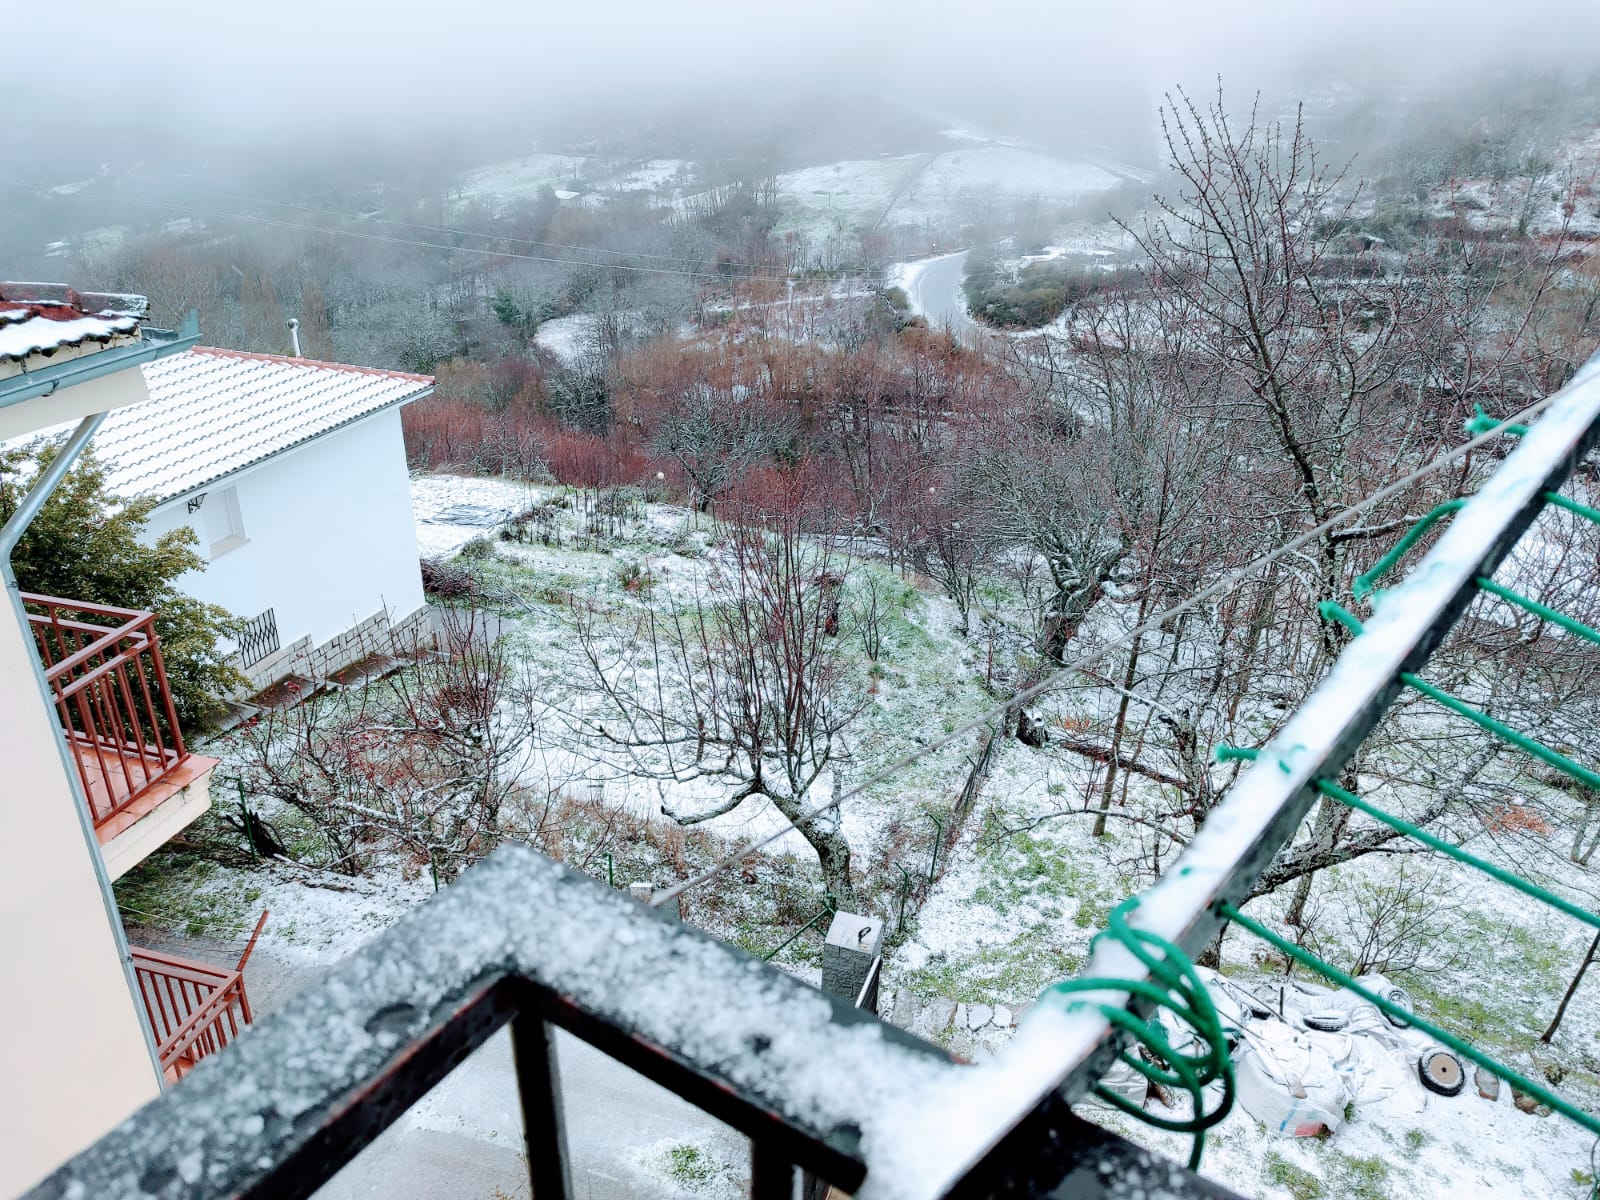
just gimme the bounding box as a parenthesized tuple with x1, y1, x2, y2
(131, 913, 267, 1080)
(22, 593, 189, 831)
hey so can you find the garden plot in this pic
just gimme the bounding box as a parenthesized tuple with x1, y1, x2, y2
(412, 473, 544, 556)
(885, 713, 1600, 1198)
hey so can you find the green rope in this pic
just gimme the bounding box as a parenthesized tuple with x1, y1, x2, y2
(1403, 672, 1600, 793)
(1214, 747, 1600, 932)
(1476, 577, 1600, 644)
(1219, 902, 1600, 1139)
(1038, 898, 1234, 1169)
(1464, 407, 1530, 437)
(1545, 491, 1600, 526)
(1319, 601, 1600, 793)
(1352, 489, 1600, 604)
(1352, 500, 1465, 601)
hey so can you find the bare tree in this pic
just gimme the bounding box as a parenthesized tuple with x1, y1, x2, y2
(232, 604, 536, 880)
(566, 490, 863, 905)
(654, 381, 795, 514)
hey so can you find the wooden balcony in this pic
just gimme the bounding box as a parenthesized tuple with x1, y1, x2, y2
(24, 593, 217, 875)
(131, 914, 266, 1081)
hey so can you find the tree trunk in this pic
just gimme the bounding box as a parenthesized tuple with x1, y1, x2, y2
(1543, 928, 1600, 1043)
(1283, 869, 1316, 929)
(1094, 632, 1144, 838)
(804, 819, 858, 910)
(1195, 924, 1226, 969)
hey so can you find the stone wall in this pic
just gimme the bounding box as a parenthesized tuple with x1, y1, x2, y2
(234, 604, 433, 694)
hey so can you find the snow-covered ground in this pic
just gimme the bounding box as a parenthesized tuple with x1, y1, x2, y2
(450, 152, 692, 216)
(534, 312, 600, 365)
(122, 471, 1600, 1200)
(411, 473, 540, 557)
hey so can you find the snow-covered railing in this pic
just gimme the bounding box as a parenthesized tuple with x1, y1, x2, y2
(22, 846, 1237, 1200)
(940, 360, 1600, 1181)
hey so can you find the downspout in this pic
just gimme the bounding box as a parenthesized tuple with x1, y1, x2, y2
(0, 413, 105, 554)
(2, 411, 168, 1085)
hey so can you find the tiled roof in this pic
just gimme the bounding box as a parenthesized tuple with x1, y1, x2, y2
(0, 282, 148, 365)
(78, 347, 432, 502)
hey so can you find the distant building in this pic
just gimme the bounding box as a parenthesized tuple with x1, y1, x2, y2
(21, 346, 435, 691)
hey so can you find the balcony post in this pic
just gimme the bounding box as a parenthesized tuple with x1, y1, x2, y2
(509, 1010, 573, 1200)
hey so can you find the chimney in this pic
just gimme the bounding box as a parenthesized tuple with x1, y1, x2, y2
(286, 317, 302, 357)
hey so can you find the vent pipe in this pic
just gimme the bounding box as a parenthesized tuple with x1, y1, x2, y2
(287, 317, 302, 357)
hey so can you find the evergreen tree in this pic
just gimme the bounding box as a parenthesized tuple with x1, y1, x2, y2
(1, 443, 244, 732)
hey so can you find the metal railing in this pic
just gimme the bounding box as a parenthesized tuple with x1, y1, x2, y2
(950, 361, 1600, 1179)
(236, 607, 280, 668)
(23, 594, 189, 830)
(25, 847, 1238, 1199)
(131, 948, 254, 1080)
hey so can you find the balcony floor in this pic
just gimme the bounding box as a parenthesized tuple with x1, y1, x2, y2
(70, 741, 219, 843)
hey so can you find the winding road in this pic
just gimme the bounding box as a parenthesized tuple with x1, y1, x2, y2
(899, 250, 975, 337)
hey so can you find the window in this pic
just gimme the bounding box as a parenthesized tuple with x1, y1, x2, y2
(201, 486, 247, 557)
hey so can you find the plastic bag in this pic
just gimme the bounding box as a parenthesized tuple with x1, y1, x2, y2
(1234, 1019, 1348, 1137)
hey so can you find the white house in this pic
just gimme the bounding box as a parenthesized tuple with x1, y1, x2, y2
(85, 347, 435, 689)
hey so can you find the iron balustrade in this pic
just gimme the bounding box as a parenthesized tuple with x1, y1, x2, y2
(22, 593, 190, 830)
(950, 359, 1600, 1181)
(237, 607, 280, 668)
(23, 847, 1238, 1199)
(131, 947, 256, 1081)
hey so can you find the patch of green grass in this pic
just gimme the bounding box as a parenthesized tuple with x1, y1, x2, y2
(899, 940, 1084, 1004)
(1329, 1150, 1391, 1200)
(115, 850, 258, 939)
(1264, 1151, 1325, 1200)
(657, 1142, 731, 1192)
(1404, 1128, 1429, 1157)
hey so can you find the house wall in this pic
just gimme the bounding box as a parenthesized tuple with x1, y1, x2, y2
(0, 370, 164, 1193)
(143, 407, 426, 684)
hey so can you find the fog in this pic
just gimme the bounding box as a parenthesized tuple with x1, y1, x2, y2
(11, 0, 1600, 178)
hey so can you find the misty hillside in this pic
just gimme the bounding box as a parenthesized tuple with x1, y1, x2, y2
(10, 4, 1600, 1198)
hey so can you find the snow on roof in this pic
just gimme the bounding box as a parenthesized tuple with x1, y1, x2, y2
(77, 347, 432, 502)
(0, 281, 148, 365)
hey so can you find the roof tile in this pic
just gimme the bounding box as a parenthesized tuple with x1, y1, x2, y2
(71, 347, 431, 501)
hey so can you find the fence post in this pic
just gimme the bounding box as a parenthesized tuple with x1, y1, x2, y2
(821, 912, 882, 1015)
(804, 912, 884, 1200)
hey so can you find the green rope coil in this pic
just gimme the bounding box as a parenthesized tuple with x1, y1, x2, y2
(1038, 897, 1234, 1169)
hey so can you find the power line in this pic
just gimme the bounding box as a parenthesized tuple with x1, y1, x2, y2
(651, 399, 1564, 909)
(5, 180, 796, 285)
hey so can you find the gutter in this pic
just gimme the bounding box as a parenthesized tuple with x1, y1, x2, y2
(0, 311, 201, 412)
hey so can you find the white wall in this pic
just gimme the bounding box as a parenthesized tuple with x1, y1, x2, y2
(143, 407, 425, 658)
(0, 369, 163, 1193)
